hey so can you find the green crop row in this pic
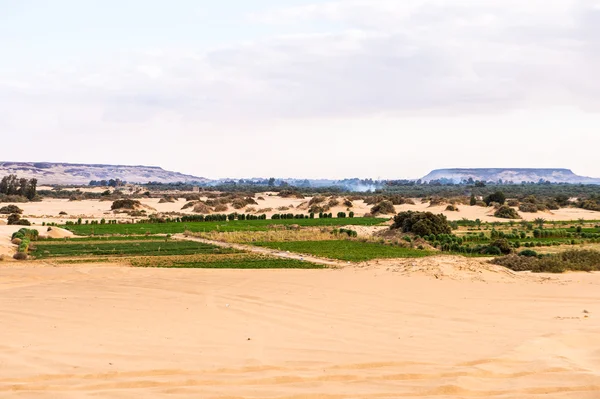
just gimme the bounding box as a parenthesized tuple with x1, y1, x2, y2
(253, 240, 433, 262)
(61, 218, 389, 236)
(31, 240, 238, 259)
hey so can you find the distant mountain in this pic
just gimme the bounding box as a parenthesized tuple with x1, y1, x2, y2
(0, 162, 209, 185)
(421, 168, 600, 184)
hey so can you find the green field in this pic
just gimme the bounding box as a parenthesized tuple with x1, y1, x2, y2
(61, 218, 389, 236)
(41, 235, 169, 242)
(254, 240, 433, 262)
(129, 255, 324, 269)
(32, 239, 237, 259)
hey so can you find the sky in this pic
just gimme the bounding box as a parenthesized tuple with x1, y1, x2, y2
(1, 0, 600, 180)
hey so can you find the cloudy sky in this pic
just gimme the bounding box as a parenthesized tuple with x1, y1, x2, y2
(2, 0, 600, 179)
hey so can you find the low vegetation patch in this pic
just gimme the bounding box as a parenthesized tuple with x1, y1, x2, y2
(254, 240, 433, 262)
(494, 205, 521, 219)
(391, 211, 452, 236)
(492, 250, 600, 273)
(0, 205, 23, 214)
(31, 239, 238, 259)
(62, 217, 388, 235)
(370, 200, 396, 215)
(111, 199, 141, 210)
(130, 253, 322, 269)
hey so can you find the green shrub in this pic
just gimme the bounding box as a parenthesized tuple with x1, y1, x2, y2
(484, 191, 506, 206)
(519, 249, 538, 257)
(111, 199, 141, 210)
(490, 239, 513, 254)
(494, 206, 521, 219)
(519, 203, 538, 213)
(392, 211, 452, 237)
(371, 200, 395, 215)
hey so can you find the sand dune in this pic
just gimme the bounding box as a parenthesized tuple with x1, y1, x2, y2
(2, 196, 598, 226)
(1, 262, 599, 398)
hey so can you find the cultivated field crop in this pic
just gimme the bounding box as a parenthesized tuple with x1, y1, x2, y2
(62, 218, 389, 236)
(254, 240, 433, 262)
(32, 239, 237, 259)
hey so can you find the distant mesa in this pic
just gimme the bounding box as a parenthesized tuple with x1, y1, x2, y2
(0, 162, 209, 185)
(420, 168, 600, 184)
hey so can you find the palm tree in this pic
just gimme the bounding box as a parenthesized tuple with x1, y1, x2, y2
(533, 218, 546, 228)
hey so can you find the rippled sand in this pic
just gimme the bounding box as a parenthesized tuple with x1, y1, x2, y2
(1, 261, 599, 398)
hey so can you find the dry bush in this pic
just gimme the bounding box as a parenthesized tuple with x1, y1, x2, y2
(193, 202, 212, 214)
(278, 190, 305, 199)
(309, 204, 330, 214)
(347, 195, 364, 201)
(507, 199, 520, 207)
(445, 205, 459, 212)
(448, 197, 470, 205)
(277, 206, 290, 211)
(181, 201, 196, 210)
(428, 197, 446, 207)
(371, 200, 396, 215)
(111, 199, 141, 210)
(0, 205, 23, 214)
(13, 252, 28, 260)
(245, 207, 256, 213)
(231, 198, 247, 209)
(158, 196, 176, 203)
(257, 196, 265, 201)
(183, 193, 203, 201)
(519, 203, 538, 213)
(308, 196, 326, 206)
(328, 198, 340, 207)
(190, 229, 335, 243)
(256, 208, 272, 213)
(296, 201, 309, 210)
(11, 238, 22, 245)
(205, 198, 227, 207)
(214, 204, 228, 212)
(343, 199, 353, 208)
(475, 200, 487, 207)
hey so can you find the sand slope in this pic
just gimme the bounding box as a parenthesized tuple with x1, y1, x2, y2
(1, 262, 599, 398)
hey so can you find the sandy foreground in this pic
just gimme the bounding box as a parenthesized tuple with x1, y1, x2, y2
(1, 260, 600, 398)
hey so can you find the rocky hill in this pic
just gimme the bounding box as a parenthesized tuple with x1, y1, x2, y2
(421, 168, 600, 184)
(0, 162, 209, 185)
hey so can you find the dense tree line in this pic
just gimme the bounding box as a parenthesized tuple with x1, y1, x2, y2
(0, 175, 37, 200)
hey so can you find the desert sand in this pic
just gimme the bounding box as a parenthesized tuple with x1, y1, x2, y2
(1, 260, 599, 398)
(2, 196, 599, 226)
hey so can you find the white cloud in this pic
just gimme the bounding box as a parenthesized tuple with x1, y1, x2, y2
(2, 0, 600, 179)
(2, 0, 599, 128)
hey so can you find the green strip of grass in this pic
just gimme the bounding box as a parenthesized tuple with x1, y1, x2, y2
(253, 240, 433, 262)
(130, 256, 323, 269)
(32, 241, 237, 259)
(61, 218, 389, 236)
(41, 235, 169, 242)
